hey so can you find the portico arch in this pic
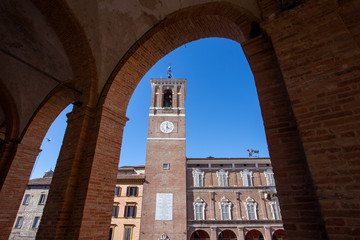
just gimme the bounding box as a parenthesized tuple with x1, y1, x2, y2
(191, 230, 210, 240)
(100, 2, 325, 239)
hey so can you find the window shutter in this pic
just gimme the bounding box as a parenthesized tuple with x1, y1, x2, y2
(135, 187, 138, 196)
(133, 206, 137, 218)
(126, 187, 130, 196)
(124, 206, 128, 217)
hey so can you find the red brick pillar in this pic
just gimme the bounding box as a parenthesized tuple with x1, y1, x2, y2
(242, 35, 327, 239)
(0, 90, 71, 239)
(260, 1, 360, 238)
(0, 143, 40, 239)
(36, 104, 128, 239)
(234, 191, 242, 220)
(209, 191, 215, 220)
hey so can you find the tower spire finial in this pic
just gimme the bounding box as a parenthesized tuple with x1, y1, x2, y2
(167, 65, 173, 79)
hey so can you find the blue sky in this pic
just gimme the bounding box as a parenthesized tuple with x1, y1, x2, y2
(30, 37, 269, 179)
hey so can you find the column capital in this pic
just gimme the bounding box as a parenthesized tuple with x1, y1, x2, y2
(98, 105, 129, 127)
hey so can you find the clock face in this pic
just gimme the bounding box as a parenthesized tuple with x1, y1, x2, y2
(160, 121, 174, 133)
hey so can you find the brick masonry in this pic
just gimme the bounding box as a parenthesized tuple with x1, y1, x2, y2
(1, 0, 359, 239)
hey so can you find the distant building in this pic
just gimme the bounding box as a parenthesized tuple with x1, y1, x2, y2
(110, 166, 145, 240)
(10, 167, 146, 240)
(186, 157, 285, 240)
(9, 170, 53, 240)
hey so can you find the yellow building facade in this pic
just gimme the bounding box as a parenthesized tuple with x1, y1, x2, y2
(110, 166, 145, 240)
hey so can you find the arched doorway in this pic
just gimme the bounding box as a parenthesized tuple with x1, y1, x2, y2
(190, 230, 210, 240)
(218, 230, 237, 240)
(272, 229, 285, 240)
(245, 230, 264, 240)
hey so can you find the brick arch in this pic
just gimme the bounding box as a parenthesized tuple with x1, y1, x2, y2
(218, 229, 237, 239)
(0, 0, 97, 237)
(99, 2, 326, 239)
(99, 1, 258, 112)
(0, 87, 76, 239)
(0, 81, 19, 189)
(190, 229, 211, 239)
(245, 229, 264, 240)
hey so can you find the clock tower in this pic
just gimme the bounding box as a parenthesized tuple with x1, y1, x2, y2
(140, 68, 187, 240)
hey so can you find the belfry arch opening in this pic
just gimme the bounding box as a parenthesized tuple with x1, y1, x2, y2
(163, 89, 173, 108)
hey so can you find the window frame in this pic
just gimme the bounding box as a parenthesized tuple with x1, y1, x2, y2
(124, 203, 137, 218)
(112, 203, 119, 218)
(123, 225, 134, 240)
(264, 169, 275, 186)
(218, 196, 232, 220)
(32, 216, 40, 228)
(14, 216, 23, 229)
(269, 198, 282, 220)
(38, 193, 46, 205)
(109, 225, 115, 240)
(23, 194, 30, 205)
(192, 169, 205, 187)
(126, 186, 138, 197)
(193, 197, 206, 220)
(216, 169, 229, 187)
(245, 197, 258, 220)
(115, 186, 121, 197)
(241, 169, 253, 187)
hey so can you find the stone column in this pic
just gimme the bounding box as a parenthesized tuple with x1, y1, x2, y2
(264, 227, 272, 240)
(157, 86, 163, 108)
(36, 104, 128, 239)
(210, 227, 217, 240)
(237, 227, 245, 240)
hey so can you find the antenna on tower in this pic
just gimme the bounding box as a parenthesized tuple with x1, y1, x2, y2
(167, 65, 173, 79)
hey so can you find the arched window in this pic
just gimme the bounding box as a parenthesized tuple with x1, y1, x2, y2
(192, 169, 205, 187)
(264, 169, 275, 186)
(163, 90, 172, 107)
(241, 169, 253, 186)
(216, 169, 229, 187)
(218, 196, 232, 220)
(193, 197, 206, 220)
(269, 198, 282, 220)
(245, 197, 257, 220)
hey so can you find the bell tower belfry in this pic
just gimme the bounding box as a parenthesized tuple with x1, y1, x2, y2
(140, 68, 187, 240)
